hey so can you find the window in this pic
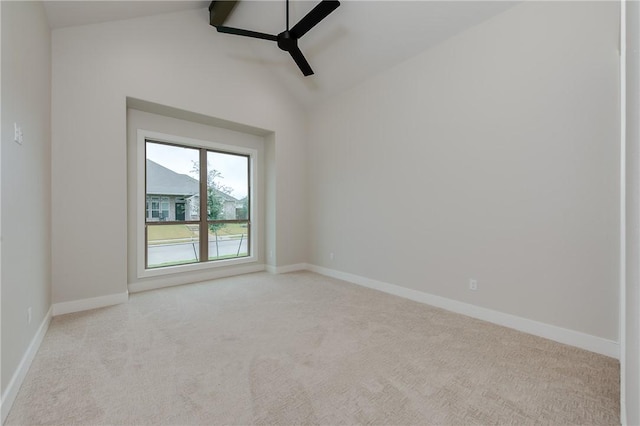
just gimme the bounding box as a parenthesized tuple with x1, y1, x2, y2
(160, 197, 170, 221)
(140, 133, 254, 272)
(150, 197, 159, 219)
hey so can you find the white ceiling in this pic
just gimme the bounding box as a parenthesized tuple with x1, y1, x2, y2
(43, 1, 517, 108)
(43, 1, 207, 28)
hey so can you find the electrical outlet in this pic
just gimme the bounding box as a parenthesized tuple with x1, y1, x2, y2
(469, 279, 478, 291)
(268, 250, 273, 259)
(27, 307, 32, 324)
(329, 252, 334, 260)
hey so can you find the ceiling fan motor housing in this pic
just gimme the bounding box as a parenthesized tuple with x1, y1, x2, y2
(277, 31, 297, 52)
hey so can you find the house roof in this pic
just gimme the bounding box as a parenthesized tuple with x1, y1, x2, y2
(147, 159, 199, 196)
(146, 159, 239, 202)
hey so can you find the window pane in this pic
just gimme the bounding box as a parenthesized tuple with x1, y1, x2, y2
(206, 151, 249, 221)
(208, 222, 249, 260)
(143, 138, 253, 271)
(147, 224, 200, 268)
(146, 142, 200, 222)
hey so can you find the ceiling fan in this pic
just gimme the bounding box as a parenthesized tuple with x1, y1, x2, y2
(209, 0, 340, 76)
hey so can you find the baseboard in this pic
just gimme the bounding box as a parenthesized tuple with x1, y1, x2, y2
(129, 263, 265, 293)
(307, 264, 620, 359)
(52, 291, 129, 316)
(266, 263, 308, 274)
(1, 306, 52, 424)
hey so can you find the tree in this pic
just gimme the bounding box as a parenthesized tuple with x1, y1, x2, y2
(191, 162, 234, 257)
(205, 169, 225, 230)
(236, 196, 248, 220)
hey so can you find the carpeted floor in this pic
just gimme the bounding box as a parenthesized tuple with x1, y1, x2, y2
(6, 271, 619, 425)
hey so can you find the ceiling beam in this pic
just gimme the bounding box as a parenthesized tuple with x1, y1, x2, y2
(209, 1, 239, 27)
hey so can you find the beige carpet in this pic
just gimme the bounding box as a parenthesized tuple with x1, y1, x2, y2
(6, 271, 619, 425)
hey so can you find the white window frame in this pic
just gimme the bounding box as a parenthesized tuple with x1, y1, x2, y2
(136, 129, 258, 278)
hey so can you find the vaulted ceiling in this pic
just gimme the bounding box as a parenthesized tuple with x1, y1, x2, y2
(43, 1, 517, 108)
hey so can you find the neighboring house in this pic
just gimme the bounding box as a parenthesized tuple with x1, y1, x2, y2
(146, 159, 241, 222)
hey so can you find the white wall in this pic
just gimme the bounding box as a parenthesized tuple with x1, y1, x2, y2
(1, 0, 52, 402)
(51, 8, 307, 304)
(625, 0, 640, 423)
(308, 1, 620, 341)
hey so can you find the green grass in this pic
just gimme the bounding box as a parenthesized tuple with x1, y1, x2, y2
(147, 223, 249, 245)
(212, 223, 249, 236)
(148, 224, 197, 242)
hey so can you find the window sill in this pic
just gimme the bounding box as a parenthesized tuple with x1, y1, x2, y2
(138, 255, 257, 279)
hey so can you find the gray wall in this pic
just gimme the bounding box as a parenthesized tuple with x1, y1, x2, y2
(308, 1, 620, 341)
(625, 0, 640, 423)
(1, 0, 52, 395)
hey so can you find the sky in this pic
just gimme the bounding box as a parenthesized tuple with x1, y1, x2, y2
(147, 142, 249, 199)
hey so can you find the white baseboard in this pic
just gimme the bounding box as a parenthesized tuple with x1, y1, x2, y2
(266, 263, 308, 274)
(52, 291, 129, 316)
(307, 264, 620, 359)
(1, 306, 52, 424)
(129, 263, 265, 293)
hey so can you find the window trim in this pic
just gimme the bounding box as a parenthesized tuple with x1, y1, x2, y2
(136, 129, 258, 278)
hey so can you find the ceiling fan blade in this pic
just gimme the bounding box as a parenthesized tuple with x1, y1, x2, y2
(209, 1, 238, 27)
(289, 45, 314, 76)
(216, 26, 278, 42)
(290, 0, 340, 39)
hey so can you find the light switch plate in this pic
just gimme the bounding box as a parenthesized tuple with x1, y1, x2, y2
(14, 122, 22, 145)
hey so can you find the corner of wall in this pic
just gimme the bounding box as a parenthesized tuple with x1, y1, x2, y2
(0, 307, 52, 424)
